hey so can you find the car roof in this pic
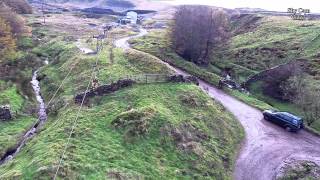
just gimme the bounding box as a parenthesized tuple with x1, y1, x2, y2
(278, 112, 302, 120)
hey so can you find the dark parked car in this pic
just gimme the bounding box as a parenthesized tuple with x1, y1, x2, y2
(263, 110, 304, 132)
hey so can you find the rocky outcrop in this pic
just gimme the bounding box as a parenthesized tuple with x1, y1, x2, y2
(0, 106, 12, 120)
(75, 79, 136, 104)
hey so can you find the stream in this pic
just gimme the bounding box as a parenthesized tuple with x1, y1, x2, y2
(0, 70, 48, 165)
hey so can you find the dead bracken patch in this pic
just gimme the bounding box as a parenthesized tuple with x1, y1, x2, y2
(106, 170, 141, 180)
(161, 123, 209, 155)
(179, 92, 206, 107)
(111, 107, 156, 138)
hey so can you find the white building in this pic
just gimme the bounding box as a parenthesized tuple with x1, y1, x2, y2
(126, 11, 138, 24)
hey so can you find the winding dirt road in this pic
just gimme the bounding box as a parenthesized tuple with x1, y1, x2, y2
(114, 29, 148, 50)
(115, 28, 320, 180)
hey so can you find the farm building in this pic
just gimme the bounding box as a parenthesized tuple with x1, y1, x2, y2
(119, 11, 139, 24)
(126, 11, 138, 24)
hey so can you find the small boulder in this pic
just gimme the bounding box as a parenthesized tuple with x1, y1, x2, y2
(0, 105, 12, 120)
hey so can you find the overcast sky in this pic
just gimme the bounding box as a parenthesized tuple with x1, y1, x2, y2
(159, 0, 320, 13)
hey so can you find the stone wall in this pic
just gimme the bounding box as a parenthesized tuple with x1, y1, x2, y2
(74, 75, 199, 104)
(75, 79, 136, 104)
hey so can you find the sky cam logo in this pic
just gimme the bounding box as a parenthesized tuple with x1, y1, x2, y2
(288, 8, 310, 20)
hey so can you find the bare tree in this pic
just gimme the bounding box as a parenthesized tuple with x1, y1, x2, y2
(1, 0, 32, 14)
(0, 16, 16, 63)
(0, 3, 26, 37)
(171, 5, 230, 65)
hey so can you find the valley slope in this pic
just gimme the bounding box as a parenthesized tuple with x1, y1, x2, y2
(0, 8, 243, 179)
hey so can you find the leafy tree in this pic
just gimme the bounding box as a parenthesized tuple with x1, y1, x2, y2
(171, 5, 230, 65)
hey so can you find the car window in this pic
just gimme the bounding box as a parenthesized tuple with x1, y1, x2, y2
(278, 114, 290, 121)
(278, 113, 299, 124)
(277, 114, 285, 119)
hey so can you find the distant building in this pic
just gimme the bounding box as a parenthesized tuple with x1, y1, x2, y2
(118, 11, 141, 25)
(126, 11, 138, 24)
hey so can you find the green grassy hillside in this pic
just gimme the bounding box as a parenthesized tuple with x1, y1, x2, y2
(215, 15, 320, 79)
(0, 17, 244, 179)
(0, 82, 243, 179)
